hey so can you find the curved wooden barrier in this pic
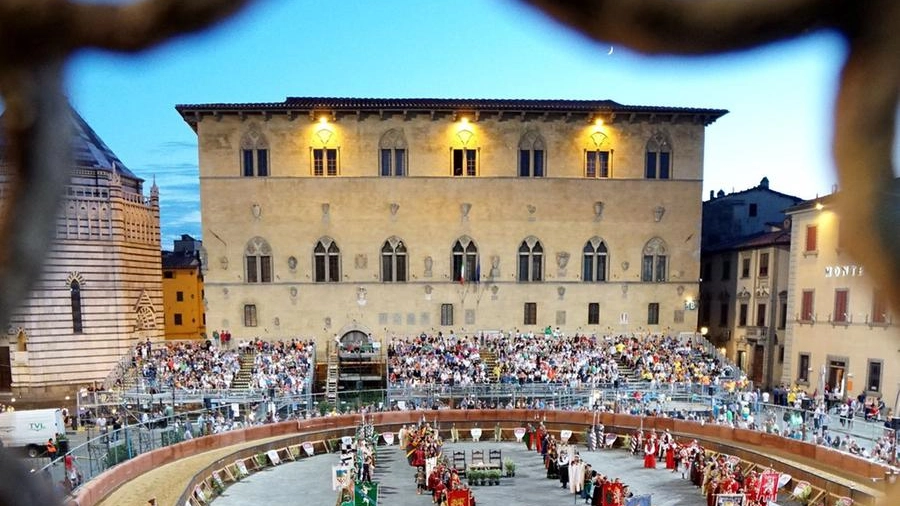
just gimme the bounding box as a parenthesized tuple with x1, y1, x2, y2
(71, 409, 897, 506)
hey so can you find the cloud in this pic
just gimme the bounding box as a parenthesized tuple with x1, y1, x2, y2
(153, 140, 198, 153)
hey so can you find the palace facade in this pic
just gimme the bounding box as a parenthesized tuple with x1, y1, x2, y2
(781, 186, 899, 407)
(176, 97, 726, 352)
(0, 109, 163, 396)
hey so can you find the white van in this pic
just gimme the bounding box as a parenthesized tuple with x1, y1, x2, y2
(0, 408, 67, 457)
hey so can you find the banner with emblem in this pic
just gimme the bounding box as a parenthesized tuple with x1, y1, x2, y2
(602, 481, 625, 506)
(513, 427, 526, 442)
(447, 489, 471, 506)
(757, 470, 780, 503)
(834, 497, 852, 506)
(353, 481, 378, 506)
(382, 432, 394, 445)
(332, 465, 350, 491)
(302, 441, 315, 456)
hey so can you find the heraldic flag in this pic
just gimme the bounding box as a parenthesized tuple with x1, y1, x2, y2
(354, 481, 379, 506)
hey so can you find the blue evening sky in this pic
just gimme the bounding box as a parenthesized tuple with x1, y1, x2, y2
(67, 0, 854, 247)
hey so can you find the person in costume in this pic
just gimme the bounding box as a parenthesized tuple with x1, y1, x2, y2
(643, 436, 657, 468)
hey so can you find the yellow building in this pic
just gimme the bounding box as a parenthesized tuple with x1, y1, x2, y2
(781, 187, 899, 408)
(162, 234, 206, 340)
(176, 97, 726, 353)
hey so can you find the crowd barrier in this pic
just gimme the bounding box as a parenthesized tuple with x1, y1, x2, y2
(66, 409, 896, 506)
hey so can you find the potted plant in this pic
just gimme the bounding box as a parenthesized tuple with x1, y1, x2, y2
(466, 469, 478, 487)
(503, 458, 516, 477)
(488, 469, 501, 485)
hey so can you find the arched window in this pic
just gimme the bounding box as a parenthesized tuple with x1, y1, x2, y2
(517, 237, 543, 282)
(379, 129, 407, 176)
(645, 131, 672, 179)
(70, 280, 83, 333)
(451, 237, 479, 283)
(382, 237, 408, 282)
(518, 130, 545, 177)
(314, 238, 341, 282)
(241, 123, 269, 177)
(245, 237, 272, 283)
(641, 237, 668, 282)
(582, 237, 608, 282)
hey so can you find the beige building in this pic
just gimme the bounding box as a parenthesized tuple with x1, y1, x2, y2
(176, 98, 726, 353)
(0, 109, 164, 396)
(781, 188, 899, 407)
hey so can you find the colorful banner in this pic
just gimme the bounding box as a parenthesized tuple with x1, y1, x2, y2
(602, 482, 625, 506)
(715, 493, 745, 506)
(302, 441, 315, 456)
(834, 497, 853, 506)
(447, 489, 471, 506)
(353, 481, 378, 506)
(513, 427, 526, 442)
(470, 428, 482, 441)
(425, 456, 438, 481)
(758, 471, 780, 503)
(560, 429, 573, 443)
(332, 465, 350, 491)
(382, 432, 394, 445)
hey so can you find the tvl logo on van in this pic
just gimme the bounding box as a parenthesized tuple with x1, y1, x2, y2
(29, 423, 47, 431)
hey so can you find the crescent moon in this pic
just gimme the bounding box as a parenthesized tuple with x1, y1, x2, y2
(607, 46, 614, 55)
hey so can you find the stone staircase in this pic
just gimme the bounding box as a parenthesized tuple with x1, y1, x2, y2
(480, 349, 499, 382)
(230, 352, 256, 390)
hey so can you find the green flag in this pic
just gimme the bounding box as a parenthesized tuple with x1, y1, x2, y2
(354, 481, 378, 506)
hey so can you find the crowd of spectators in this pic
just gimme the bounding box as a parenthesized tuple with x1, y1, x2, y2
(387, 332, 488, 386)
(386, 329, 733, 390)
(136, 340, 240, 392)
(248, 339, 315, 395)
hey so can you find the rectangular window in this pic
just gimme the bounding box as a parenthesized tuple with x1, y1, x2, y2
(519, 149, 545, 177)
(524, 302, 537, 325)
(647, 303, 660, 325)
(588, 303, 600, 325)
(246, 256, 258, 283)
(756, 303, 766, 327)
(533, 150, 544, 177)
(719, 303, 728, 326)
(242, 149, 269, 177)
(800, 290, 814, 321)
(721, 259, 731, 280)
(779, 300, 787, 329)
(778, 346, 784, 363)
(658, 152, 670, 179)
(381, 148, 406, 176)
(260, 256, 272, 283)
(805, 225, 818, 252)
(163, 271, 174, 279)
(702, 262, 712, 282)
(257, 149, 268, 176)
(174, 313, 183, 326)
(872, 289, 888, 324)
(655, 256, 667, 282)
(759, 253, 769, 277)
(313, 148, 338, 176)
(741, 257, 750, 278)
(700, 298, 711, 326)
(798, 353, 810, 382)
(243, 304, 258, 327)
(642, 255, 653, 282)
(645, 152, 657, 179)
(519, 150, 530, 177)
(440, 304, 454, 326)
(452, 149, 477, 176)
(738, 303, 748, 327)
(866, 360, 883, 393)
(176, 291, 184, 302)
(833, 289, 849, 323)
(585, 151, 610, 178)
(749, 203, 758, 217)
